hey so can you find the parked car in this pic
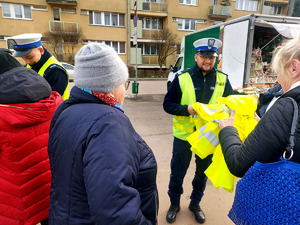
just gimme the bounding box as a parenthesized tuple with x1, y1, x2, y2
(60, 62, 74, 81)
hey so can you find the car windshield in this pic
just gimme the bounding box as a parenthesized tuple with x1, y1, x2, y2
(62, 63, 74, 70)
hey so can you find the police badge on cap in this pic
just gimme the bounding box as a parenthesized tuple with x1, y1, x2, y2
(193, 38, 222, 57)
(5, 33, 42, 57)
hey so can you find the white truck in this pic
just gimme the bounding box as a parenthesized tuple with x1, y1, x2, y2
(167, 14, 300, 90)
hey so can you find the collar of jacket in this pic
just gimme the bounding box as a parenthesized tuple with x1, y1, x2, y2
(190, 63, 216, 79)
(280, 85, 300, 101)
(62, 86, 124, 113)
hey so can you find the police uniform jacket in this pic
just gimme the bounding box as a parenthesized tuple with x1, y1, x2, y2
(163, 63, 234, 116)
(29, 47, 68, 96)
(219, 85, 300, 178)
(48, 86, 159, 225)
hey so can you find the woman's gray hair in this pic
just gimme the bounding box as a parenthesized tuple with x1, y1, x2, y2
(272, 37, 300, 77)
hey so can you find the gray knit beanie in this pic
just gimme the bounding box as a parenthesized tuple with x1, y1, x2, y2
(74, 43, 129, 93)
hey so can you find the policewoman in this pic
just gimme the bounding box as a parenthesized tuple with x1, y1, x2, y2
(163, 38, 234, 224)
(6, 33, 69, 100)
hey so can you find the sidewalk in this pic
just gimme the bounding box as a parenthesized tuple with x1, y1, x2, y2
(68, 80, 235, 224)
(123, 89, 235, 225)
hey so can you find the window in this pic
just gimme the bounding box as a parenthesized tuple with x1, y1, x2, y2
(179, 0, 197, 6)
(176, 45, 181, 54)
(119, 15, 125, 26)
(82, 40, 126, 54)
(89, 11, 125, 27)
(197, 20, 206, 24)
(214, 20, 224, 25)
(1, 3, 32, 19)
(152, 18, 158, 29)
(80, 10, 88, 15)
(144, 0, 164, 2)
(61, 8, 76, 13)
(177, 18, 196, 31)
(112, 13, 118, 26)
(138, 44, 157, 55)
(235, 0, 258, 11)
(139, 17, 163, 29)
(104, 13, 110, 25)
(269, 5, 282, 15)
(32, 5, 47, 11)
(94, 12, 101, 24)
(146, 18, 151, 28)
(14, 4, 23, 18)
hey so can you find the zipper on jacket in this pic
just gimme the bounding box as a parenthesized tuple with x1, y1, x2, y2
(0, 104, 41, 111)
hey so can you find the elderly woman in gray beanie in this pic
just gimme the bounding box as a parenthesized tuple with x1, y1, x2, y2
(48, 43, 158, 225)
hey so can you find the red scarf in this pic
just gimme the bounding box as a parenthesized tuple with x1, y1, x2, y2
(80, 88, 123, 111)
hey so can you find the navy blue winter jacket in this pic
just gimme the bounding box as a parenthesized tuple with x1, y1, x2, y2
(163, 63, 234, 116)
(48, 86, 158, 225)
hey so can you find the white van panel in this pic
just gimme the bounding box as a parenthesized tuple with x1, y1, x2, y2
(222, 20, 249, 88)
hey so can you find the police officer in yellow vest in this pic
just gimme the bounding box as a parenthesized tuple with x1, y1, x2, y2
(6, 33, 69, 100)
(163, 38, 234, 224)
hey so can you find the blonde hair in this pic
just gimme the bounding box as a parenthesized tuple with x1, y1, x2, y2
(272, 37, 300, 77)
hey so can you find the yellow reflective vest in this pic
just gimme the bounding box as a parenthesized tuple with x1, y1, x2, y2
(27, 56, 69, 100)
(187, 95, 258, 192)
(173, 71, 227, 140)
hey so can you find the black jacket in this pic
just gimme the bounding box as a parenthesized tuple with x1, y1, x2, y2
(29, 47, 68, 96)
(163, 63, 234, 116)
(219, 85, 300, 177)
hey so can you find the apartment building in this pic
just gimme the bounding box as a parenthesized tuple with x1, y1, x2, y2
(0, 0, 291, 70)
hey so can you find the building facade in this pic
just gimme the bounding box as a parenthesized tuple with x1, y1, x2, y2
(0, 0, 290, 70)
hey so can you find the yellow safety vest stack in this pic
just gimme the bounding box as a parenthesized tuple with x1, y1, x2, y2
(173, 71, 227, 140)
(187, 95, 258, 192)
(27, 56, 69, 100)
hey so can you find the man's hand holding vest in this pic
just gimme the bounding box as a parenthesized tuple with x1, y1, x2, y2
(188, 104, 197, 115)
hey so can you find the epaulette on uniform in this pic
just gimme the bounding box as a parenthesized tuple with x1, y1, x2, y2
(216, 69, 228, 77)
(177, 68, 190, 76)
(45, 63, 67, 74)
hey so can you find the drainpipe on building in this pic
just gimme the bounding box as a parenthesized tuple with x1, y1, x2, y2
(127, 0, 130, 66)
(261, 0, 265, 14)
(287, 0, 296, 16)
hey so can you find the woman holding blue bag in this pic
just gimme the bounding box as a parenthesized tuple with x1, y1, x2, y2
(218, 37, 300, 224)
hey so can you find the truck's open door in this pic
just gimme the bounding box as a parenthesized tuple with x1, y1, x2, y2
(221, 19, 250, 89)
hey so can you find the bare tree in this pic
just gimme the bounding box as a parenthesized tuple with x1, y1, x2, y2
(152, 28, 179, 71)
(62, 28, 85, 64)
(43, 22, 85, 64)
(43, 31, 63, 60)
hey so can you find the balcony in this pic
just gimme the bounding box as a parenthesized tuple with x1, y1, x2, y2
(142, 1, 167, 13)
(130, 20, 162, 39)
(49, 21, 78, 34)
(130, 48, 165, 68)
(131, 0, 167, 14)
(208, 5, 232, 18)
(46, 0, 77, 6)
(142, 55, 164, 66)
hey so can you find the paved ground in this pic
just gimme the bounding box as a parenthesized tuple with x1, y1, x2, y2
(68, 80, 236, 225)
(123, 79, 235, 225)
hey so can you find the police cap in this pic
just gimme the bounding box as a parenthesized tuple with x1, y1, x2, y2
(5, 33, 42, 57)
(193, 38, 222, 57)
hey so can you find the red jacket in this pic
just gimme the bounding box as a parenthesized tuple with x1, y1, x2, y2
(0, 91, 63, 225)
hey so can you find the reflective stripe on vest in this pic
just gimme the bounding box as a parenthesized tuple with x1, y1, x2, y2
(173, 71, 227, 140)
(209, 71, 227, 104)
(27, 56, 69, 100)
